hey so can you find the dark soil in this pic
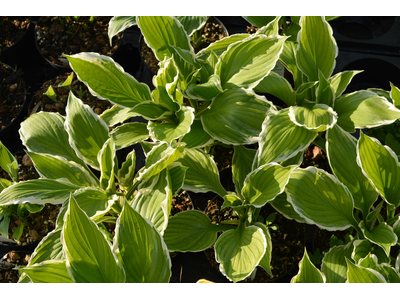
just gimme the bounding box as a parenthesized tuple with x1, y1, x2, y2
(0, 64, 26, 130)
(0, 17, 30, 50)
(35, 16, 122, 67)
(29, 71, 112, 116)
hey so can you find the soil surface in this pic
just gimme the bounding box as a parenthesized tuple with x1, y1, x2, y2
(35, 16, 122, 67)
(0, 17, 30, 50)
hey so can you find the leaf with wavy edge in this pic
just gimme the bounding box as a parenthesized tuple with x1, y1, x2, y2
(326, 125, 378, 217)
(100, 105, 139, 127)
(201, 88, 274, 145)
(256, 109, 318, 168)
(110, 122, 149, 151)
(66, 52, 151, 108)
(254, 222, 273, 276)
(296, 16, 338, 81)
(216, 34, 288, 90)
(270, 193, 307, 223)
(113, 199, 171, 283)
(359, 221, 397, 257)
(180, 119, 213, 149)
(242, 163, 297, 208)
(65, 92, 109, 170)
(21, 260, 73, 283)
(72, 187, 115, 219)
(215, 223, 266, 282)
(357, 132, 400, 207)
(346, 258, 386, 283)
(62, 194, 125, 283)
(328, 70, 363, 98)
(321, 241, 354, 283)
(286, 167, 359, 231)
(335, 90, 400, 132)
(163, 210, 233, 252)
(352, 239, 389, 265)
(289, 103, 337, 132)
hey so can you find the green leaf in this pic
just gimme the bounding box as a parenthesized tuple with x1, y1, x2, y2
(357, 132, 400, 207)
(254, 222, 273, 276)
(326, 125, 378, 217)
(270, 193, 307, 223)
(167, 163, 187, 197)
(21, 260, 73, 283)
(19, 112, 83, 165)
(297, 16, 337, 81)
(176, 148, 226, 197)
(66, 52, 151, 107)
(201, 88, 274, 145)
(62, 194, 125, 283)
(163, 210, 232, 252)
(316, 70, 335, 107)
(180, 119, 213, 149)
(359, 221, 397, 257)
(335, 90, 400, 132)
(185, 74, 224, 101)
(148, 106, 195, 144)
(255, 16, 281, 36)
(73, 187, 114, 218)
(110, 122, 149, 151)
(375, 263, 400, 283)
(136, 141, 184, 182)
(321, 241, 354, 283)
(26, 151, 98, 187)
(346, 258, 386, 283)
(13, 224, 24, 241)
(254, 71, 296, 107)
(242, 163, 296, 207)
(131, 101, 174, 120)
(242, 16, 276, 28)
(329, 70, 363, 98)
(256, 109, 318, 167)
(0, 179, 79, 205)
(215, 224, 266, 282)
(286, 167, 359, 231)
(289, 103, 337, 132)
(129, 169, 172, 234)
(0, 141, 18, 182)
(280, 40, 302, 87)
(232, 145, 256, 196)
(196, 34, 250, 60)
(291, 249, 325, 283)
(100, 105, 139, 127)
(390, 82, 400, 108)
(176, 16, 207, 36)
(108, 16, 136, 45)
(216, 34, 288, 89)
(137, 16, 193, 79)
(117, 149, 136, 191)
(113, 200, 171, 283)
(352, 239, 389, 265)
(98, 137, 117, 193)
(27, 227, 64, 266)
(65, 92, 110, 170)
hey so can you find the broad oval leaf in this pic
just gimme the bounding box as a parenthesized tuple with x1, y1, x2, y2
(289, 103, 337, 132)
(216, 34, 288, 89)
(335, 90, 400, 132)
(326, 125, 378, 217)
(286, 167, 359, 231)
(100, 105, 139, 127)
(242, 163, 297, 207)
(0, 179, 79, 206)
(357, 133, 400, 207)
(346, 258, 386, 283)
(62, 195, 125, 283)
(72, 187, 115, 219)
(291, 249, 325, 283)
(359, 221, 398, 257)
(296, 16, 338, 81)
(163, 210, 232, 252)
(256, 109, 318, 167)
(215, 224, 266, 282)
(19, 112, 83, 165)
(269, 193, 307, 223)
(113, 200, 171, 283)
(352, 239, 389, 265)
(201, 88, 274, 145)
(110, 122, 149, 151)
(321, 241, 354, 283)
(185, 74, 224, 101)
(66, 52, 151, 107)
(176, 148, 226, 197)
(65, 92, 110, 170)
(180, 119, 213, 149)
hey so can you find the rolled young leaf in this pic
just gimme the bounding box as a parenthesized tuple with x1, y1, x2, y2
(62, 194, 125, 283)
(113, 199, 171, 283)
(215, 223, 266, 282)
(0, 141, 18, 182)
(65, 92, 110, 170)
(201, 88, 274, 145)
(163, 210, 233, 252)
(66, 52, 151, 107)
(216, 34, 288, 90)
(357, 132, 400, 207)
(286, 167, 359, 231)
(296, 16, 338, 81)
